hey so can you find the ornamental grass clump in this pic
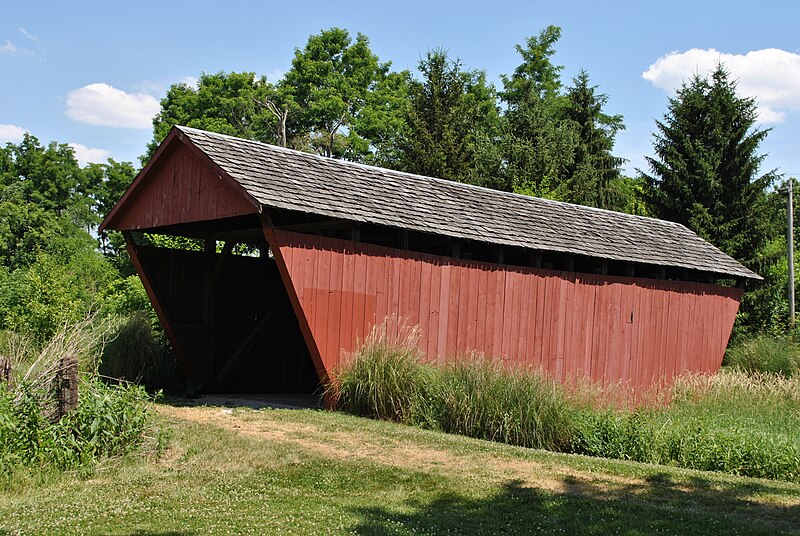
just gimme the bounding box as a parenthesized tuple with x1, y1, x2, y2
(329, 322, 575, 451)
(328, 321, 434, 425)
(433, 357, 574, 451)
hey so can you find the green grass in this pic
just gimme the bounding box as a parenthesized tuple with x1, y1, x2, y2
(330, 328, 574, 451)
(725, 335, 800, 376)
(1, 403, 799, 535)
(330, 336, 800, 482)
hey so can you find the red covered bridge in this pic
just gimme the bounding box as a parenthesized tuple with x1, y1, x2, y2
(101, 126, 760, 396)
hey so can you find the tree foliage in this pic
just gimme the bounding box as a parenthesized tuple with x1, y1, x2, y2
(395, 49, 502, 187)
(642, 65, 775, 267)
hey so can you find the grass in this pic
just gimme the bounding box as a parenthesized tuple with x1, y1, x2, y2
(725, 335, 800, 376)
(330, 324, 574, 451)
(0, 318, 161, 478)
(1, 402, 798, 535)
(330, 332, 800, 482)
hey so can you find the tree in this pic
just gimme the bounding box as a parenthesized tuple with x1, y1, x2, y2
(284, 28, 395, 160)
(563, 70, 626, 209)
(396, 49, 501, 186)
(500, 26, 577, 199)
(1, 133, 86, 215)
(642, 65, 775, 268)
(146, 72, 274, 161)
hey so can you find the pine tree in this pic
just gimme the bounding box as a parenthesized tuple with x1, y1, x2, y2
(563, 70, 625, 210)
(397, 49, 501, 186)
(642, 64, 775, 267)
(500, 26, 577, 199)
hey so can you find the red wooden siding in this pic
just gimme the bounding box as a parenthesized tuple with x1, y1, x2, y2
(272, 230, 742, 390)
(112, 143, 257, 230)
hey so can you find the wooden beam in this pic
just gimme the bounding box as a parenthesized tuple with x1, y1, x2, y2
(275, 220, 353, 233)
(208, 228, 264, 242)
(203, 241, 235, 326)
(212, 295, 287, 391)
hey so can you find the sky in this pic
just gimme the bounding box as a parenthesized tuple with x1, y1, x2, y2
(1, 0, 799, 180)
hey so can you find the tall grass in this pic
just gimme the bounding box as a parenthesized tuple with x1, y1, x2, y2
(725, 335, 800, 376)
(329, 329, 800, 482)
(99, 311, 179, 391)
(572, 370, 800, 481)
(329, 323, 575, 451)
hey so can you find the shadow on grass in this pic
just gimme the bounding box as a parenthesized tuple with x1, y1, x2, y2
(126, 532, 197, 536)
(351, 473, 800, 535)
(160, 393, 322, 410)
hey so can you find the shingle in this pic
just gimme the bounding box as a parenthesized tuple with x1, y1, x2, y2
(177, 126, 761, 280)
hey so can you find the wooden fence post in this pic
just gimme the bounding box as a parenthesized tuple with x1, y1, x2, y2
(0, 356, 10, 384)
(57, 354, 79, 419)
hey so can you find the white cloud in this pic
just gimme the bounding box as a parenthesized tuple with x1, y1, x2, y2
(0, 124, 27, 143)
(643, 48, 800, 124)
(68, 143, 111, 166)
(65, 83, 160, 128)
(0, 39, 33, 57)
(18, 27, 38, 41)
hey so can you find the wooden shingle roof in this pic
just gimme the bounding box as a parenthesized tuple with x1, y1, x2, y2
(176, 126, 759, 280)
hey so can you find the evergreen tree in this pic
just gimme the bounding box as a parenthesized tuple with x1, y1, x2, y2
(397, 49, 502, 187)
(642, 65, 775, 268)
(563, 70, 625, 209)
(500, 26, 577, 199)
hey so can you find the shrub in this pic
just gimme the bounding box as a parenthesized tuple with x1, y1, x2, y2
(725, 335, 800, 376)
(0, 379, 154, 475)
(99, 312, 178, 390)
(0, 317, 161, 479)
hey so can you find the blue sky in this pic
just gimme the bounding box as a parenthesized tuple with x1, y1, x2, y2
(2, 0, 799, 179)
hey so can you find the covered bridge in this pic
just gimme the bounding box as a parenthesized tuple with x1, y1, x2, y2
(100, 126, 760, 395)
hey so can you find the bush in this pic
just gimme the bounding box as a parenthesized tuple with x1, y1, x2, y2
(0, 318, 161, 479)
(725, 335, 800, 376)
(99, 312, 179, 391)
(0, 379, 154, 475)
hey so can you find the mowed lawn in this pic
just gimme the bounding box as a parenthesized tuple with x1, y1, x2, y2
(2, 403, 799, 536)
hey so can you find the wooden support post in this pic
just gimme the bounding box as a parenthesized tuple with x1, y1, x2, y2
(400, 229, 409, 250)
(350, 226, 360, 242)
(626, 263, 636, 277)
(212, 295, 288, 391)
(204, 238, 216, 253)
(55, 354, 78, 422)
(451, 242, 461, 259)
(530, 252, 542, 268)
(657, 268, 666, 280)
(0, 356, 10, 384)
(601, 262, 609, 276)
